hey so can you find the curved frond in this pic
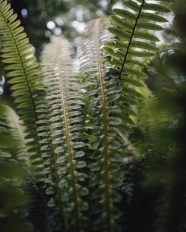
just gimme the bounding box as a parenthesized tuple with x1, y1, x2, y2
(2, 104, 31, 166)
(132, 83, 172, 151)
(41, 37, 89, 231)
(104, 0, 173, 135)
(78, 18, 125, 231)
(0, 0, 46, 178)
(0, 103, 33, 232)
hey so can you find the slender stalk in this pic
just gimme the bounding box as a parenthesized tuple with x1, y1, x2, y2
(56, 46, 79, 231)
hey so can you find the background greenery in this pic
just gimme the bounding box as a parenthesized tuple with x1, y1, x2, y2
(8, 0, 119, 55)
(0, 0, 186, 231)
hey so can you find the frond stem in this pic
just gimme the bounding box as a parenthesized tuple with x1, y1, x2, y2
(56, 47, 79, 231)
(118, 0, 145, 80)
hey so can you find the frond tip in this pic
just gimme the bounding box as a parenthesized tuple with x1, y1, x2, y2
(105, 0, 172, 80)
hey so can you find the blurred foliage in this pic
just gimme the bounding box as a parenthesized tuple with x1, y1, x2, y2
(9, 0, 119, 56)
(0, 104, 33, 232)
(117, 1, 186, 231)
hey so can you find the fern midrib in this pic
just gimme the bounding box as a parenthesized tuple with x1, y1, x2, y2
(95, 19, 111, 231)
(118, 0, 145, 80)
(56, 46, 79, 231)
(0, 8, 38, 122)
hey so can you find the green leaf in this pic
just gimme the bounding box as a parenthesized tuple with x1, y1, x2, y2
(123, 1, 140, 12)
(116, 123, 134, 133)
(120, 95, 140, 106)
(74, 151, 85, 158)
(120, 105, 137, 116)
(108, 27, 131, 39)
(131, 41, 158, 51)
(133, 31, 159, 41)
(143, 3, 170, 13)
(122, 67, 148, 79)
(129, 49, 154, 57)
(106, 86, 123, 95)
(105, 40, 127, 50)
(122, 86, 144, 98)
(113, 8, 136, 21)
(122, 77, 144, 87)
(126, 58, 152, 71)
(137, 21, 163, 31)
(85, 88, 100, 97)
(140, 12, 168, 22)
(109, 117, 122, 126)
(111, 16, 133, 31)
(104, 46, 121, 58)
(75, 161, 87, 169)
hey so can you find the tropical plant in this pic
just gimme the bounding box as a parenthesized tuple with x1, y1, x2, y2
(0, 0, 180, 232)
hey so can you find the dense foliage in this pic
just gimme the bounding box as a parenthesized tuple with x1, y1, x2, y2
(0, 0, 185, 232)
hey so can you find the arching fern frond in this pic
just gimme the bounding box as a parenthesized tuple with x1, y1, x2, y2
(41, 37, 89, 231)
(1, 104, 30, 167)
(79, 18, 125, 232)
(0, 0, 45, 178)
(0, 103, 33, 232)
(132, 83, 174, 155)
(104, 0, 173, 133)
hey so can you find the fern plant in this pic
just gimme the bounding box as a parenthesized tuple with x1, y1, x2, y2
(0, 0, 174, 231)
(0, 0, 46, 180)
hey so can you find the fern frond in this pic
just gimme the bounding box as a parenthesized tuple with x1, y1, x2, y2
(2, 104, 31, 166)
(104, 1, 173, 132)
(132, 83, 172, 150)
(78, 18, 126, 231)
(41, 37, 89, 231)
(0, 0, 46, 178)
(106, 0, 173, 79)
(0, 103, 33, 232)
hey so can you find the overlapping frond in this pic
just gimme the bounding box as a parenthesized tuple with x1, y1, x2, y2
(0, 0, 45, 178)
(0, 104, 33, 232)
(104, 0, 173, 132)
(1, 104, 30, 166)
(41, 37, 89, 231)
(78, 18, 125, 231)
(132, 84, 173, 154)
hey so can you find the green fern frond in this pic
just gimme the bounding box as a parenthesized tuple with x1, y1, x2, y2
(0, 103, 33, 232)
(41, 37, 89, 231)
(105, 0, 173, 80)
(104, 1, 173, 131)
(2, 104, 31, 166)
(0, 0, 46, 178)
(132, 83, 172, 150)
(78, 18, 126, 231)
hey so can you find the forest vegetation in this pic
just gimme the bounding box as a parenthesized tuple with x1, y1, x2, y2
(0, 0, 186, 232)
